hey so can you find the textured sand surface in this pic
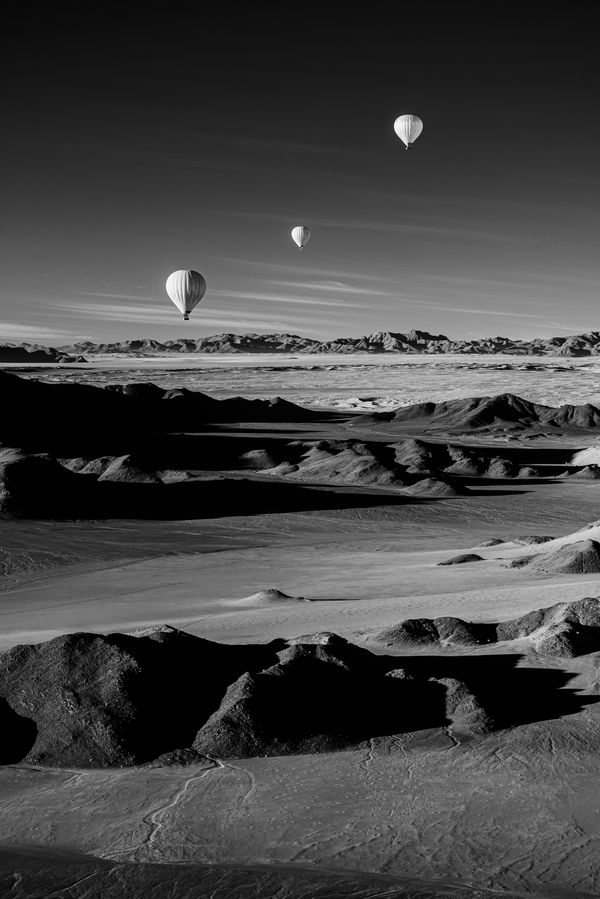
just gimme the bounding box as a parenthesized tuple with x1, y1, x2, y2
(3, 368, 600, 895)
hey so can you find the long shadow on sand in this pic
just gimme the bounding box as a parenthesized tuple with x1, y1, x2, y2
(27, 477, 442, 520)
(86, 478, 526, 519)
(459, 487, 530, 496)
(0, 846, 526, 899)
(1, 638, 596, 766)
(385, 653, 599, 728)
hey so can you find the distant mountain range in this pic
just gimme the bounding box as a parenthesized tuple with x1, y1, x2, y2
(59, 330, 600, 356)
(5, 329, 600, 360)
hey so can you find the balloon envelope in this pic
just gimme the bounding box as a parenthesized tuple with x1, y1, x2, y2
(165, 270, 206, 320)
(291, 225, 311, 249)
(393, 114, 423, 149)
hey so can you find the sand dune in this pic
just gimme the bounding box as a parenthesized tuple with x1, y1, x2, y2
(233, 588, 308, 605)
(571, 446, 600, 465)
(402, 476, 466, 496)
(437, 552, 484, 565)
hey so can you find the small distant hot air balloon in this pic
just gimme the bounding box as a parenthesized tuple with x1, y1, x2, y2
(393, 114, 423, 150)
(291, 226, 311, 249)
(165, 270, 206, 321)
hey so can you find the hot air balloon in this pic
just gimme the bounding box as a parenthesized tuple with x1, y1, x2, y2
(393, 114, 423, 150)
(291, 226, 311, 249)
(165, 270, 206, 321)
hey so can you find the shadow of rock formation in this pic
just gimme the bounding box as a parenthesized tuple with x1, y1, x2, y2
(0, 626, 595, 766)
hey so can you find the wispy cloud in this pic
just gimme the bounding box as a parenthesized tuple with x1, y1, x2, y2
(213, 256, 396, 284)
(76, 291, 163, 302)
(0, 322, 82, 342)
(267, 279, 390, 296)
(50, 300, 331, 335)
(393, 296, 583, 330)
(75, 286, 366, 309)
(209, 289, 364, 308)
(54, 301, 187, 325)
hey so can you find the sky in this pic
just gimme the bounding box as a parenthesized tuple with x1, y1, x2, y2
(2, 4, 600, 345)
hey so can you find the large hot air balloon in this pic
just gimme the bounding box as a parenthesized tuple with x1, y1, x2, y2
(393, 114, 423, 150)
(291, 226, 311, 249)
(165, 270, 206, 321)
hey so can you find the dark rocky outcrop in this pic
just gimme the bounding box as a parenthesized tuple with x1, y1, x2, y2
(513, 535, 554, 545)
(375, 597, 600, 659)
(375, 617, 495, 649)
(497, 597, 600, 658)
(1, 613, 596, 766)
(0, 626, 283, 767)
(434, 677, 494, 734)
(392, 440, 531, 480)
(192, 638, 442, 758)
(374, 618, 440, 649)
(511, 539, 600, 574)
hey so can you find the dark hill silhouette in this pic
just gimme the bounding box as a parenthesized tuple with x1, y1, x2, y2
(0, 371, 336, 454)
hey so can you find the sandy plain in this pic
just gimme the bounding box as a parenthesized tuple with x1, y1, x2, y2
(3, 359, 600, 897)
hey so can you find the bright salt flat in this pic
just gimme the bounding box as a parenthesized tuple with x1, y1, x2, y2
(13, 353, 600, 411)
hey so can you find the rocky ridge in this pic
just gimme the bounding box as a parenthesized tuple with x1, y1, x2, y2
(54, 329, 600, 356)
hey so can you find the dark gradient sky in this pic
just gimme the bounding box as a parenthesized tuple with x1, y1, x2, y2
(3, 4, 600, 344)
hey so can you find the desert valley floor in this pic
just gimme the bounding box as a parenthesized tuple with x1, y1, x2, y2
(5, 359, 600, 896)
